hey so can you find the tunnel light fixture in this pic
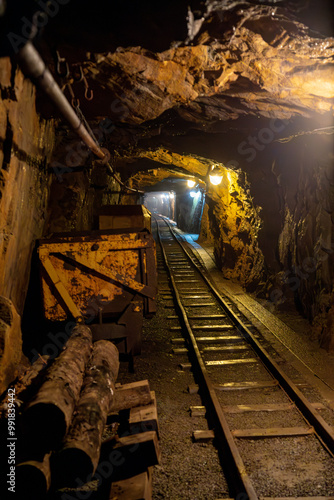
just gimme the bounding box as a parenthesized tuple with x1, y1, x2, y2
(187, 179, 196, 188)
(189, 190, 200, 198)
(209, 165, 223, 186)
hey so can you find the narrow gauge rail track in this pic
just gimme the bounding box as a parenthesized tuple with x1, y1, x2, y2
(154, 215, 334, 500)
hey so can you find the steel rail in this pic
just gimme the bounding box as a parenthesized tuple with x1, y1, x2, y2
(162, 217, 334, 456)
(156, 218, 259, 500)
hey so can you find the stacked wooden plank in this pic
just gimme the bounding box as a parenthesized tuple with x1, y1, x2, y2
(3, 325, 160, 499)
(102, 381, 160, 500)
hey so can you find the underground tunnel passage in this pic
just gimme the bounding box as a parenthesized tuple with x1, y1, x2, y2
(0, 1, 334, 499)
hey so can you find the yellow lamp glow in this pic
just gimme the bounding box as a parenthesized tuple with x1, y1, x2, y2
(209, 166, 223, 185)
(187, 179, 196, 188)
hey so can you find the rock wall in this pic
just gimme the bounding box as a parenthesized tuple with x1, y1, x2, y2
(200, 168, 264, 290)
(45, 161, 120, 234)
(0, 58, 55, 392)
(263, 134, 334, 350)
(197, 203, 215, 247)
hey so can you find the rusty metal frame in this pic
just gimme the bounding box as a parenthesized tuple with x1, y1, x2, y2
(38, 231, 157, 322)
(51, 252, 156, 299)
(40, 256, 83, 321)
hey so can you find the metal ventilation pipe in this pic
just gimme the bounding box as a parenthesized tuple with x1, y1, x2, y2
(17, 41, 106, 160)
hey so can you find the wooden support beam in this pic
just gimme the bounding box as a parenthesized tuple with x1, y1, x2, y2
(183, 302, 216, 306)
(232, 426, 314, 438)
(214, 380, 278, 390)
(190, 406, 206, 417)
(192, 325, 234, 330)
(202, 345, 248, 352)
(188, 315, 226, 319)
(222, 403, 294, 413)
(172, 348, 188, 354)
(170, 338, 185, 344)
(129, 392, 159, 437)
(102, 432, 161, 482)
(110, 380, 153, 413)
(192, 430, 215, 441)
(179, 363, 192, 370)
(196, 336, 242, 343)
(109, 468, 153, 500)
(206, 358, 258, 366)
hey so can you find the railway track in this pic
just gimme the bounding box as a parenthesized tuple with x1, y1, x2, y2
(154, 215, 334, 500)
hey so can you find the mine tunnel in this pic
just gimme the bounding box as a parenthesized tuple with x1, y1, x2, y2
(0, 1, 334, 499)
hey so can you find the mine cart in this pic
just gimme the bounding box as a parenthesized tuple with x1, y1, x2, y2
(38, 207, 157, 355)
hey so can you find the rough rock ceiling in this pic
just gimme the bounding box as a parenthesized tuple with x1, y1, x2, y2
(35, 0, 334, 134)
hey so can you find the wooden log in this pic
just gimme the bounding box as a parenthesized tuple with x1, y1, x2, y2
(56, 340, 119, 487)
(0, 355, 50, 417)
(109, 380, 152, 413)
(19, 355, 50, 387)
(16, 453, 51, 499)
(22, 325, 93, 449)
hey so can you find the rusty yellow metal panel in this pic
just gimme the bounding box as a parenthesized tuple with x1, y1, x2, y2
(38, 231, 157, 322)
(98, 205, 152, 232)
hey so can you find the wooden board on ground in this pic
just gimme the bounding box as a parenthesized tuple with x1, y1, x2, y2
(179, 363, 192, 370)
(102, 431, 160, 482)
(129, 391, 159, 438)
(192, 430, 215, 441)
(109, 468, 152, 500)
(190, 406, 206, 417)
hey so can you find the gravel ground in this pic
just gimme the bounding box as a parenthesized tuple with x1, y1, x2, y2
(239, 435, 334, 496)
(224, 408, 305, 431)
(216, 387, 290, 406)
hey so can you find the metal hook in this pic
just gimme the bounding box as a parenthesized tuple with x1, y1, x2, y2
(73, 65, 84, 83)
(83, 76, 94, 101)
(85, 87, 94, 101)
(67, 83, 80, 108)
(56, 50, 69, 79)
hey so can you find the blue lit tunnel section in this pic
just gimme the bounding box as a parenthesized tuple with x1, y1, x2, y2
(143, 191, 176, 219)
(143, 183, 205, 235)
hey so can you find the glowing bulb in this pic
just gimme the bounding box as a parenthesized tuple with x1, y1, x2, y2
(187, 179, 196, 188)
(170, 193, 175, 199)
(190, 191, 200, 198)
(209, 166, 223, 186)
(209, 174, 223, 186)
